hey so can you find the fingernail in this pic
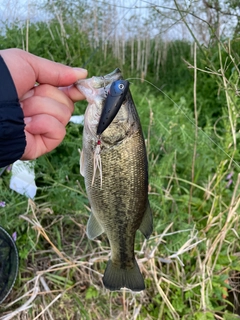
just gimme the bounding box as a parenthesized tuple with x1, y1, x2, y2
(20, 89, 34, 101)
(73, 67, 88, 77)
(24, 117, 32, 124)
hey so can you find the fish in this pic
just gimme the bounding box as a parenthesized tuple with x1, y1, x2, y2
(75, 69, 153, 291)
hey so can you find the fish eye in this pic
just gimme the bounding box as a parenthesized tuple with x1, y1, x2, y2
(118, 83, 125, 90)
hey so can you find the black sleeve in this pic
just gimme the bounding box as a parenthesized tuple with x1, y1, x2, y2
(0, 55, 26, 168)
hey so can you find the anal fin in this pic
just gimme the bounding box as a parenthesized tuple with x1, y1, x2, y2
(139, 200, 153, 239)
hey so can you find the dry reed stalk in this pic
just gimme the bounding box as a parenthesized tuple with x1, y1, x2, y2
(199, 174, 240, 311)
(25, 19, 29, 52)
(48, 0, 71, 61)
(0, 275, 41, 320)
(137, 37, 141, 71)
(122, 35, 125, 66)
(219, 43, 237, 152)
(144, 35, 150, 76)
(0, 199, 104, 319)
(21, 201, 72, 265)
(32, 292, 63, 320)
(150, 258, 180, 320)
(20, 26, 25, 51)
(188, 42, 198, 221)
(131, 37, 134, 71)
(154, 36, 161, 81)
(93, 5, 99, 49)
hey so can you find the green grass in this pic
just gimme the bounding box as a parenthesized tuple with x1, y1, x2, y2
(1, 8, 240, 319)
(1, 74, 240, 319)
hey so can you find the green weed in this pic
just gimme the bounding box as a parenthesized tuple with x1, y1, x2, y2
(0, 2, 240, 319)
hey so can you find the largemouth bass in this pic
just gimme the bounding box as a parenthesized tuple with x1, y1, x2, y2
(76, 69, 153, 291)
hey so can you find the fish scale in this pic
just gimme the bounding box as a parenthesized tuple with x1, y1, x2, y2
(76, 70, 153, 291)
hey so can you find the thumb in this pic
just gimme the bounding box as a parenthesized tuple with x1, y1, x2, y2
(30, 55, 88, 86)
(0, 49, 87, 98)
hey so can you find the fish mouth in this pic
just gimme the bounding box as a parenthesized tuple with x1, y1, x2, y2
(75, 68, 122, 91)
(99, 68, 122, 85)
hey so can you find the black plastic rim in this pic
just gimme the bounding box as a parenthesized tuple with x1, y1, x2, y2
(0, 226, 19, 304)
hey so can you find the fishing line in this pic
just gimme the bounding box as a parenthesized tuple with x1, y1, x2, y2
(78, 1, 239, 169)
(127, 77, 240, 170)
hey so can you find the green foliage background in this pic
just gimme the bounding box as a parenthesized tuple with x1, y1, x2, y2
(0, 2, 240, 319)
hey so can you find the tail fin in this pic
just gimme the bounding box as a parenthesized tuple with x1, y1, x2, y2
(102, 259, 145, 292)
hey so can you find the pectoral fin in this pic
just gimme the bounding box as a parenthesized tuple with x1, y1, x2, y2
(139, 200, 153, 239)
(87, 213, 104, 240)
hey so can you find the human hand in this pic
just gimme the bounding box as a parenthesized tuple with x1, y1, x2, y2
(0, 48, 87, 160)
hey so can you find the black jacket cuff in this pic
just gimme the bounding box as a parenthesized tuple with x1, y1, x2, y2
(0, 55, 26, 167)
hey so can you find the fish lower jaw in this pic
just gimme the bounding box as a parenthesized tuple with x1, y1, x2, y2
(75, 85, 96, 100)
